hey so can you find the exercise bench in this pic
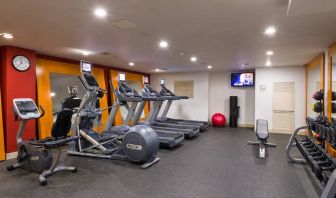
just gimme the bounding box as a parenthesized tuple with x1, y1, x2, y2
(248, 119, 276, 158)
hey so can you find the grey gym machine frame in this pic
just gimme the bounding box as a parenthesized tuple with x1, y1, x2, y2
(248, 119, 276, 158)
(9, 98, 77, 185)
(108, 75, 185, 148)
(286, 125, 336, 198)
(68, 71, 159, 169)
(132, 78, 199, 138)
(155, 79, 209, 130)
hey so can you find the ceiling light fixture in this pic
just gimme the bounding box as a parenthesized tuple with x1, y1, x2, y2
(207, 65, 212, 69)
(82, 51, 90, 56)
(94, 8, 107, 18)
(2, 33, 14, 39)
(155, 68, 160, 72)
(129, 62, 135, 66)
(266, 50, 274, 56)
(159, 40, 169, 48)
(264, 26, 276, 36)
(50, 92, 56, 97)
(190, 56, 197, 62)
(266, 59, 272, 66)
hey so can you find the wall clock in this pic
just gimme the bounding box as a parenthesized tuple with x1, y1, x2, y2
(12, 55, 30, 72)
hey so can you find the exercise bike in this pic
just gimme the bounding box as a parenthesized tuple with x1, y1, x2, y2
(7, 98, 78, 185)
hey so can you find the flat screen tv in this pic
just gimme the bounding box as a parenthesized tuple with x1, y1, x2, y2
(231, 72, 254, 87)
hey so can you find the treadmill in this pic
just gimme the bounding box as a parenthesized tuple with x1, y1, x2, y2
(156, 79, 209, 131)
(133, 77, 200, 138)
(105, 73, 184, 148)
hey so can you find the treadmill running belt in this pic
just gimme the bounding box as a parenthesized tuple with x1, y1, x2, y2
(156, 131, 182, 139)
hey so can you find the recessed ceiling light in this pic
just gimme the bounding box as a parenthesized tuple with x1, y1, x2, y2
(266, 50, 274, 56)
(50, 92, 56, 97)
(266, 59, 272, 66)
(190, 56, 197, 62)
(94, 8, 107, 18)
(129, 62, 135, 66)
(155, 68, 160, 72)
(264, 26, 276, 36)
(82, 51, 90, 56)
(159, 40, 168, 48)
(207, 65, 212, 69)
(2, 33, 13, 39)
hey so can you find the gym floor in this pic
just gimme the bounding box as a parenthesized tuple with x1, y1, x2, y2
(0, 127, 320, 198)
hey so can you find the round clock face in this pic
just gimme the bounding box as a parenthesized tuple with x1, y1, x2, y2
(12, 55, 30, 71)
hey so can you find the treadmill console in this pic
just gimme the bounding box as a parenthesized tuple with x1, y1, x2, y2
(13, 98, 40, 119)
(116, 73, 142, 101)
(159, 80, 175, 96)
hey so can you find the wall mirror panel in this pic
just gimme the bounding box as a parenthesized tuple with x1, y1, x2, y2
(49, 73, 86, 114)
(306, 54, 324, 118)
(329, 44, 336, 118)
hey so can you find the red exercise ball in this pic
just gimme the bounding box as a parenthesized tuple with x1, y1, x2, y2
(211, 113, 226, 127)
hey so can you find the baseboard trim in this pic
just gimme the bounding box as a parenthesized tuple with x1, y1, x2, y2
(237, 124, 254, 128)
(6, 152, 18, 160)
(269, 129, 292, 134)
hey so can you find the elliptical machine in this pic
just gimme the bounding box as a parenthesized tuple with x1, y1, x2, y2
(7, 98, 78, 185)
(67, 61, 160, 168)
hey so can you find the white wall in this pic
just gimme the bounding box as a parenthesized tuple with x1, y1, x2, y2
(151, 72, 209, 121)
(209, 72, 255, 126)
(151, 71, 255, 126)
(255, 66, 306, 130)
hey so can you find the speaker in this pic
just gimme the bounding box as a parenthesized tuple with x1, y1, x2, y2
(229, 96, 239, 128)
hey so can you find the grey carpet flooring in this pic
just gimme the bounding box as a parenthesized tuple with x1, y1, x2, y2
(0, 127, 321, 198)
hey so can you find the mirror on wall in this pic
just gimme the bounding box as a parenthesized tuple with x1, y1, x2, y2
(331, 55, 336, 117)
(49, 73, 86, 113)
(307, 63, 323, 118)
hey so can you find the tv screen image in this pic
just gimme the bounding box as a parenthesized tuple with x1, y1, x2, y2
(231, 72, 254, 87)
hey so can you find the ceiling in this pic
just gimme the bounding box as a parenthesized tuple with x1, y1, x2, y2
(0, 0, 336, 73)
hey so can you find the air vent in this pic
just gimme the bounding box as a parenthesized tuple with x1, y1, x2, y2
(99, 52, 111, 55)
(111, 20, 136, 30)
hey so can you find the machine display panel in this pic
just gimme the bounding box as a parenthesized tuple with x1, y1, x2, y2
(119, 73, 126, 82)
(80, 60, 92, 73)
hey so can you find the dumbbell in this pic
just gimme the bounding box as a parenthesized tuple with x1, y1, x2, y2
(304, 145, 318, 151)
(321, 166, 334, 171)
(311, 160, 323, 180)
(301, 141, 314, 147)
(303, 149, 322, 156)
